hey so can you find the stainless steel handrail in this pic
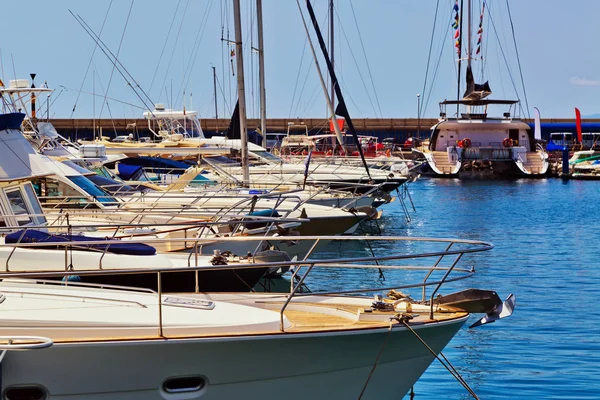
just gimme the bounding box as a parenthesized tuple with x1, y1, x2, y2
(0, 235, 493, 335)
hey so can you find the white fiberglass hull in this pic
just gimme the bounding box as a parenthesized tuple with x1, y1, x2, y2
(1, 318, 466, 400)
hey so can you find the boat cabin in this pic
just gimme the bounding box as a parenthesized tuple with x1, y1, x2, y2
(265, 133, 287, 153)
(143, 104, 205, 141)
(430, 99, 536, 156)
(0, 182, 47, 229)
(280, 133, 382, 157)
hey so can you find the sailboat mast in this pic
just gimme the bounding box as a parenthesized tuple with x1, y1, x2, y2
(233, 0, 249, 186)
(295, 0, 346, 153)
(256, 0, 267, 148)
(329, 0, 335, 110)
(456, 0, 464, 111)
(467, 0, 472, 69)
(212, 66, 218, 134)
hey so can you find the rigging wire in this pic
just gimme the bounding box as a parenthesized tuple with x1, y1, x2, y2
(494, 30, 507, 100)
(338, 79, 364, 117)
(177, 0, 214, 107)
(99, 0, 135, 119)
(91, 58, 119, 135)
(423, 9, 453, 116)
(148, 0, 182, 98)
(287, 36, 309, 118)
(421, 0, 441, 118)
(485, 3, 526, 117)
(70, 0, 113, 118)
(290, 7, 330, 118)
(74, 12, 154, 108)
(333, 8, 379, 118)
(221, 0, 233, 114)
(58, 86, 146, 109)
(291, 58, 315, 117)
(215, 74, 231, 114)
(348, 0, 383, 118)
(482, 0, 491, 82)
(505, 0, 530, 119)
(158, 0, 190, 103)
(299, 82, 322, 117)
(69, 11, 155, 113)
(290, 9, 330, 118)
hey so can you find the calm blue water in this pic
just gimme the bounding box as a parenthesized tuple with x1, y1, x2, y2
(308, 178, 600, 399)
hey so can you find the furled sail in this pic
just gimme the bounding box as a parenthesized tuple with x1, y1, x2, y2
(463, 65, 491, 101)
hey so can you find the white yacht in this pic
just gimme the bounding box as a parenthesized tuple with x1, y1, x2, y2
(0, 112, 298, 292)
(414, 100, 548, 178)
(413, 0, 548, 178)
(0, 234, 515, 400)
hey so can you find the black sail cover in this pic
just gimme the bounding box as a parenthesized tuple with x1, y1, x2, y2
(225, 100, 241, 140)
(305, 0, 372, 180)
(463, 65, 492, 101)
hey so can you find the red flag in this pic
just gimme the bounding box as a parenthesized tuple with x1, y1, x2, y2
(329, 118, 345, 133)
(575, 107, 582, 143)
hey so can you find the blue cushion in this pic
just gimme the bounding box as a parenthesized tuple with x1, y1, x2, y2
(5, 230, 156, 256)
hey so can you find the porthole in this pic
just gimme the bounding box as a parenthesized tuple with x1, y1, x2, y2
(4, 386, 46, 400)
(162, 376, 206, 394)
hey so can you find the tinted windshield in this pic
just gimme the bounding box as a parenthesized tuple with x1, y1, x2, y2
(62, 160, 95, 175)
(252, 151, 283, 163)
(87, 175, 148, 194)
(68, 176, 119, 204)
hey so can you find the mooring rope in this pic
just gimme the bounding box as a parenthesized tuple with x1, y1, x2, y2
(401, 320, 479, 399)
(357, 322, 393, 400)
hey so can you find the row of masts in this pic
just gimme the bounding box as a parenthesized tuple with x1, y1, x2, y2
(232, 0, 337, 186)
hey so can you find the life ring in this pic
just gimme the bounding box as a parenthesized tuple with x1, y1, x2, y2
(502, 138, 513, 148)
(462, 138, 472, 148)
(385, 149, 391, 157)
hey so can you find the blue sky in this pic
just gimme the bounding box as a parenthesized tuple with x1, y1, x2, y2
(1, 0, 599, 120)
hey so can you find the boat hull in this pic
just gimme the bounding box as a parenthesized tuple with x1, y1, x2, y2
(80, 267, 268, 292)
(0, 247, 268, 292)
(1, 317, 466, 400)
(418, 159, 547, 179)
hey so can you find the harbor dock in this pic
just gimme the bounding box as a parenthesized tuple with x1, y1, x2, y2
(46, 117, 599, 142)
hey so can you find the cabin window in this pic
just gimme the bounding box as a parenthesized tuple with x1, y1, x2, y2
(5, 188, 33, 226)
(32, 177, 107, 209)
(23, 183, 47, 226)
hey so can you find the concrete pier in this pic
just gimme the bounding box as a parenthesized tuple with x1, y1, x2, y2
(43, 117, 599, 143)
